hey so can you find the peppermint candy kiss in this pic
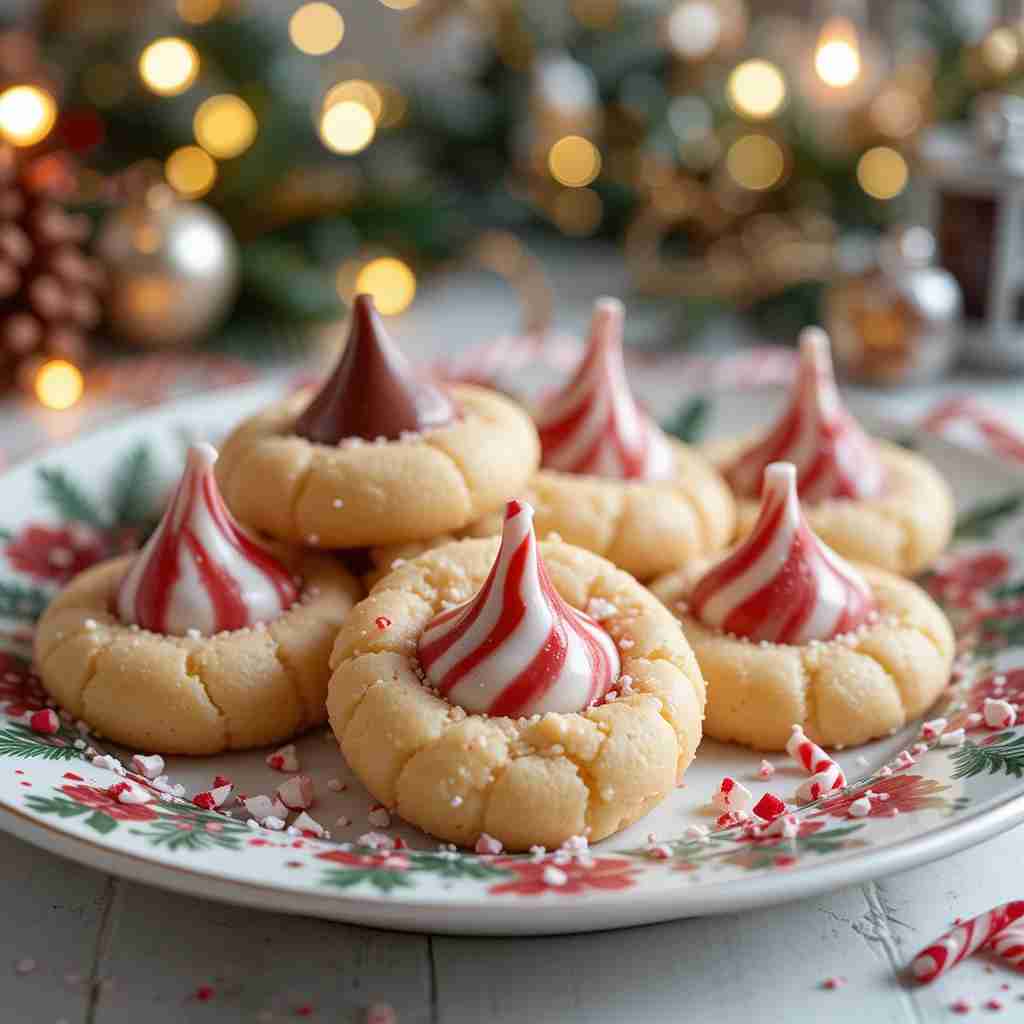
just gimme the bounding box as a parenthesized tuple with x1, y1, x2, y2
(417, 500, 620, 716)
(536, 297, 675, 481)
(117, 443, 298, 636)
(690, 462, 876, 644)
(726, 327, 884, 501)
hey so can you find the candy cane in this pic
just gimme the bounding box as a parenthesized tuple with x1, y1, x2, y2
(796, 763, 845, 803)
(911, 902, 1024, 983)
(990, 924, 1024, 971)
(786, 724, 846, 783)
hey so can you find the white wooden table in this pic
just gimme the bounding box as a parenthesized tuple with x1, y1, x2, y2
(4, 247, 1024, 1022)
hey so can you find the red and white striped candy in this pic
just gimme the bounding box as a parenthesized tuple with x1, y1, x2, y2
(984, 698, 1017, 730)
(786, 724, 846, 785)
(711, 776, 753, 814)
(535, 298, 674, 481)
(725, 328, 884, 502)
(690, 463, 876, 644)
(417, 500, 620, 716)
(911, 902, 1024, 983)
(29, 709, 59, 735)
(990, 924, 1024, 971)
(117, 443, 298, 637)
(277, 774, 315, 810)
(796, 763, 845, 803)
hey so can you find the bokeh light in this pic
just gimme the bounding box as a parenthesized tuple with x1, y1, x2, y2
(665, 1, 722, 60)
(165, 145, 217, 198)
(727, 60, 786, 120)
(378, 0, 419, 8)
(857, 146, 908, 200)
(289, 3, 346, 56)
(176, 0, 222, 24)
(194, 95, 258, 159)
(35, 360, 84, 411)
(0, 86, 57, 147)
(324, 80, 383, 123)
(355, 257, 417, 315)
(814, 17, 861, 88)
(870, 88, 922, 139)
(726, 134, 785, 190)
(982, 27, 1020, 76)
(320, 100, 376, 154)
(138, 37, 200, 97)
(548, 135, 602, 187)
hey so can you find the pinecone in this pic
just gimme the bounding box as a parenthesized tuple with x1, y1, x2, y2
(0, 145, 104, 393)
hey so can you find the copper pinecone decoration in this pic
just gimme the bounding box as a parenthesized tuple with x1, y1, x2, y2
(0, 145, 104, 392)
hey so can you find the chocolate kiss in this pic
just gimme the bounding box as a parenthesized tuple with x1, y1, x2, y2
(294, 294, 456, 444)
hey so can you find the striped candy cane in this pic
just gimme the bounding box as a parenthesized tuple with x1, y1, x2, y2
(796, 763, 845, 804)
(911, 902, 1024, 983)
(787, 724, 846, 792)
(990, 924, 1024, 971)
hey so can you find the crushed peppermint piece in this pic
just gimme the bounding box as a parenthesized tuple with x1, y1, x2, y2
(646, 843, 672, 860)
(192, 784, 232, 810)
(951, 999, 971, 1014)
(293, 811, 326, 837)
(985, 998, 1004, 1011)
(752, 792, 787, 820)
(326, 778, 345, 792)
(966, 712, 983, 728)
(985, 698, 1017, 730)
(822, 976, 847, 990)
(368, 804, 391, 828)
(684, 824, 710, 842)
(848, 796, 872, 818)
(263, 816, 286, 831)
(939, 729, 966, 748)
(921, 718, 948, 741)
(474, 833, 503, 855)
(265, 744, 299, 772)
(711, 776, 753, 814)
(14, 958, 36, 975)
(375, 616, 392, 630)
(763, 813, 799, 838)
(358, 832, 395, 850)
(194, 985, 215, 1002)
(28, 709, 59, 735)
(90, 754, 125, 775)
(277, 774, 315, 810)
(130, 754, 164, 780)
(757, 759, 775, 780)
(365, 1001, 398, 1024)
(109, 780, 153, 805)
(542, 866, 568, 886)
(796, 763, 844, 803)
(895, 750, 916, 769)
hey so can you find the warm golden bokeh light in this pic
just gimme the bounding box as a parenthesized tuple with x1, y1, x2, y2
(870, 88, 922, 139)
(727, 60, 786, 120)
(814, 17, 862, 88)
(857, 146, 908, 200)
(548, 135, 602, 188)
(378, 0, 419, 8)
(324, 80, 383, 123)
(138, 37, 200, 97)
(319, 100, 376, 154)
(665, 1, 723, 60)
(571, 0, 618, 30)
(289, 3, 346, 56)
(176, 0, 222, 24)
(355, 257, 417, 315)
(165, 145, 217, 198)
(35, 360, 84, 411)
(982, 27, 1021, 75)
(0, 86, 57, 147)
(552, 187, 604, 236)
(194, 94, 258, 159)
(726, 134, 785, 190)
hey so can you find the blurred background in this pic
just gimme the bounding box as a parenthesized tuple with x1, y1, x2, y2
(0, 0, 1022, 420)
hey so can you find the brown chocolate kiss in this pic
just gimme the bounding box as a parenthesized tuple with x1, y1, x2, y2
(294, 293, 457, 444)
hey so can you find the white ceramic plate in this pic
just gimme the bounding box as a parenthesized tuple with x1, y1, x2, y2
(1, 382, 1023, 936)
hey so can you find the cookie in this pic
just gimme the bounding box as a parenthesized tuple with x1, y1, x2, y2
(650, 462, 954, 751)
(327, 501, 705, 851)
(216, 295, 540, 549)
(34, 444, 361, 754)
(707, 327, 953, 575)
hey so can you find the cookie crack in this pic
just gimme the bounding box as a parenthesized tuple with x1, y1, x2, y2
(270, 637, 311, 730)
(288, 456, 316, 545)
(60, 632, 118, 719)
(184, 651, 231, 749)
(854, 646, 916, 717)
(798, 652, 820, 739)
(420, 436, 475, 518)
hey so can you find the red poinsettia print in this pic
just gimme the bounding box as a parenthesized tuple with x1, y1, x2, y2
(61, 784, 159, 823)
(811, 774, 949, 820)
(5, 524, 106, 584)
(488, 857, 639, 897)
(316, 849, 411, 871)
(0, 655, 47, 719)
(926, 550, 1011, 609)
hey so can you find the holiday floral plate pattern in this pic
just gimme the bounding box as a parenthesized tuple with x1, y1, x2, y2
(1, 384, 1024, 933)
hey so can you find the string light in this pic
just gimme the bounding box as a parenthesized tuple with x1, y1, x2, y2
(324, 80, 383, 123)
(726, 134, 785, 190)
(165, 145, 217, 198)
(289, 3, 346, 56)
(193, 95, 258, 159)
(176, 0, 222, 23)
(814, 17, 862, 88)
(0, 86, 57, 147)
(857, 146, 908, 200)
(726, 60, 786, 120)
(548, 135, 602, 188)
(319, 100, 376, 154)
(355, 257, 417, 315)
(35, 360, 84, 411)
(138, 37, 200, 97)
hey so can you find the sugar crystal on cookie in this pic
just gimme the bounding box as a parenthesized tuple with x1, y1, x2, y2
(417, 499, 620, 716)
(116, 443, 298, 637)
(536, 297, 674, 481)
(690, 462, 876, 644)
(294, 293, 456, 444)
(725, 328, 884, 501)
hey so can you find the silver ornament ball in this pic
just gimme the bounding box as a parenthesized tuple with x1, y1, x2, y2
(96, 187, 239, 348)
